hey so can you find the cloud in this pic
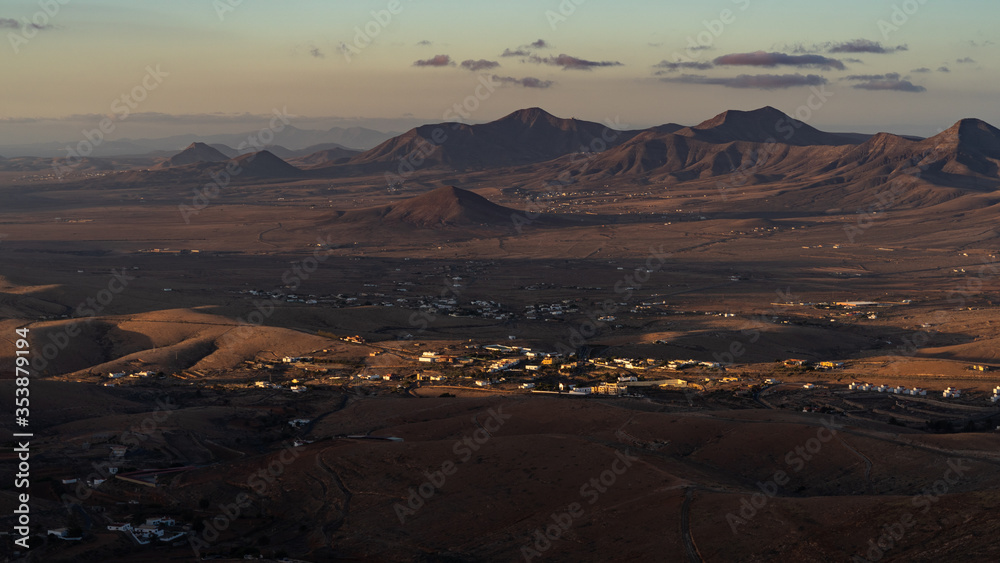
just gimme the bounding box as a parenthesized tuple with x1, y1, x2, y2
(967, 40, 995, 48)
(851, 78, 926, 93)
(0, 17, 51, 30)
(661, 73, 828, 89)
(938, 66, 950, 73)
(460, 59, 500, 71)
(911, 67, 931, 73)
(309, 47, 324, 59)
(528, 53, 623, 70)
(714, 51, 845, 70)
(653, 60, 714, 72)
(844, 72, 901, 81)
(501, 48, 531, 57)
(492, 75, 554, 88)
(828, 39, 907, 54)
(530, 39, 549, 48)
(416, 40, 433, 46)
(413, 54, 454, 67)
(956, 57, 976, 63)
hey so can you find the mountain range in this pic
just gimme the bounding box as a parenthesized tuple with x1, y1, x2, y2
(25, 106, 998, 222)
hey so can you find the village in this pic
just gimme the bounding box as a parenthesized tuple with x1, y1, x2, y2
(38, 339, 1000, 556)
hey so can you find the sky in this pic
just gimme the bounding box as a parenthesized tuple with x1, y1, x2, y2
(2, 0, 999, 146)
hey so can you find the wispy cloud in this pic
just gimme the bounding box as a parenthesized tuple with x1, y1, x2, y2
(309, 47, 324, 58)
(789, 40, 907, 55)
(413, 54, 454, 67)
(460, 59, 500, 71)
(714, 51, 845, 70)
(501, 48, 531, 58)
(911, 67, 931, 73)
(828, 39, 907, 54)
(956, 57, 976, 63)
(416, 40, 433, 46)
(661, 73, 828, 89)
(530, 39, 549, 49)
(844, 73, 926, 92)
(845, 72, 901, 81)
(528, 53, 623, 70)
(653, 60, 714, 72)
(0, 17, 52, 30)
(492, 75, 554, 88)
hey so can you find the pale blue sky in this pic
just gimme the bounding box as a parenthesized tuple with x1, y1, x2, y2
(2, 0, 999, 143)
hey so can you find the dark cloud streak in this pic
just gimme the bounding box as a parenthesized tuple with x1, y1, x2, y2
(714, 51, 845, 70)
(661, 73, 828, 89)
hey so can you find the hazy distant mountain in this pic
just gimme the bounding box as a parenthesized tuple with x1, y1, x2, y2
(113, 149, 303, 184)
(0, 125, 397, 158)
(288, 146, 362, 169)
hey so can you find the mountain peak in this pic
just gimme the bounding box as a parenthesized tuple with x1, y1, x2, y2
(228, 150, 302, 177)
(694, 106, 792, 130)
(332, 185, 519, 229)
(925, 118, 1000, 164)
(683, 106, 851, 146)
(155, 142, 230, 168)
(498, 107, 559, 125)
(939, 118, 1000, 140)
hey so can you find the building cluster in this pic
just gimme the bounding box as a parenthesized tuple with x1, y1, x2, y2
(418, 351, 474, 365)
(107, 516, 186, 544)
(942, 387, 962, 399)
(849, 382, 928, 396)
(991, 386, 1000, 403)
(104, 370, 157, 386)
(523, 300, 577, 320)
(784, 359, 845, 370)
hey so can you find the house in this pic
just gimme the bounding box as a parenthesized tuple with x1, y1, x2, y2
(784, 359, 808, 368)
(802, 383, 816, 389)
(109, 445, 127, 458)
(520, 383, 536, 389)
(595, 383, 625, 395)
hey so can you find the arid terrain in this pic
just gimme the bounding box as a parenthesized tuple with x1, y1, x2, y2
(2, 107, 1000, 562)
